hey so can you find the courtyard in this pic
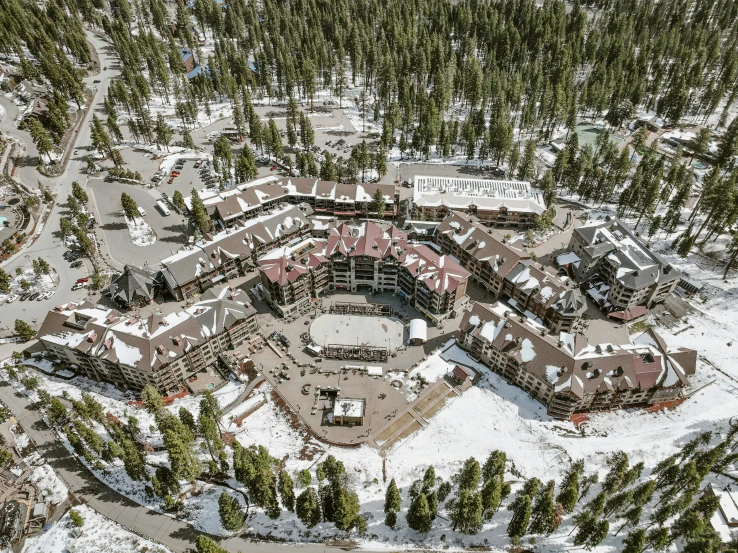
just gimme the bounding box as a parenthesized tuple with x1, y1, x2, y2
(249, 290, 468, 446)
(308, 313, 406, 350)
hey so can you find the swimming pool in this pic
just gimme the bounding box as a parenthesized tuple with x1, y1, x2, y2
(693, 160, 707, 170)
(0, 216, 8, 225)
(574, 124, 623, 148)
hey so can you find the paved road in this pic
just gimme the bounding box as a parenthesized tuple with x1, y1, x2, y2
(0, 379, 366, 553)
(0, 32, 117, 331)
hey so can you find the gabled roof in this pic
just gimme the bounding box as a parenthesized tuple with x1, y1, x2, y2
(460, 301, 695, 399)
(107, 265, 160, 306)
(436, 212, 529, 277)
(38, 286, 257, 373)
(402, 244, 470, 295)
(325, 221, 407, 259)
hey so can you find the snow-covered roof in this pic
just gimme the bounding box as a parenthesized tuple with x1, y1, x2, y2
(333, 398, 365, 418)
(413, 175, 545, 215)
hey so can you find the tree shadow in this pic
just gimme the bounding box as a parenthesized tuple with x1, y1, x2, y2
(158, 235, 185, 244)
(99, 222, 127, 231)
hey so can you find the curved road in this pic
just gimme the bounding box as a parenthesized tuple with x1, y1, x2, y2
(0, 34, 378, 553)
(0, 32, 119, 330)
(0, 381, 360, 553)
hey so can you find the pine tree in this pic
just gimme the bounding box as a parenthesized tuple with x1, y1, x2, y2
(296, 487, 321, 528)
(0, 269, 10, 293)
(507, 493, 531, 544)
(300, 112, 315, 148)
(120, 193, 139, 219)
(320, 152, 337, 181)
(14, 320, 35, 341)
(27, 118, 54, 162)
(529, 480, 557, 535)
(517, 140, 536, 181)
(279, 470, 295, 512)
(190, 189, 211, 232)
(218, 492, 245, 531)
(195, 535, 227, 553)
(371, 188, 386, 219)
(172, 190, 185, 211)
(480, 477, 502, 519)
(458, 457, 481, 491)
(407, 491, 433, 532)
(384, 478, 401, 527)
(482, 450, 507, 482)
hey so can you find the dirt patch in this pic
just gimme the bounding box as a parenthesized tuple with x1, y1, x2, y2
(421, 393, 457, 420)
(414, 382, 452, 414)
(380, 420, 421, 452)
(374, 412, 414, 445)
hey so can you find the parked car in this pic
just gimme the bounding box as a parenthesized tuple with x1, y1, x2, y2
(72, 282, 88, 291)
(5, 294, 18, 303)
(29, 293, 40, 300)
(19, 293, 30, 301)
(37, 291, 54, 301)
(170, 171, 180, 177)
(76, 278, 89, 284)
(70, 260, 83, 268)
(167, 177, 174, 184)
(270, 165, 279, 171)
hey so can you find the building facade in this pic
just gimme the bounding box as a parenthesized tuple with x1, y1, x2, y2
(435, 212, 586, 332)
(37, 287, 258, 394)
(258, 221, 470, 321)
(186, 176, 400, 229)
(457, 302, 696, 418)
(412, 176, 546, 226)
(160, 205, 314, 301)
(564, 218, 681, 312)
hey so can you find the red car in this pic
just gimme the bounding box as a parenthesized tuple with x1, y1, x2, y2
(270, 165, 279, 171)
(168, 177, 174, 184)
(170, 171, 180, 177)
(76, 278, 89, 283)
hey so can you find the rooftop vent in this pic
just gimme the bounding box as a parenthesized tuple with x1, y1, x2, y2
(606, 344, 614, 353)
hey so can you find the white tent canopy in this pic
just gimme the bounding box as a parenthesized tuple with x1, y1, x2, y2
(409, 319, 428, 344)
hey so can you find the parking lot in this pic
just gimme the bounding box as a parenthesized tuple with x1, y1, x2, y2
(87, 179, 190, 268)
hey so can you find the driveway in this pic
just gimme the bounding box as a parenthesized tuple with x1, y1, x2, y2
(87, 179, 189, 268)
(0, 380, 376, 553)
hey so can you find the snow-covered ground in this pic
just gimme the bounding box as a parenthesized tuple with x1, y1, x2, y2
(22, 505, 171, 553)
(124, 215, 156, 247)
(29, 463, 69, 504)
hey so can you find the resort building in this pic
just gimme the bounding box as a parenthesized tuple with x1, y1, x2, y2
(160, 205, 313, 300)
(561, 218, 681, 315)
(186, 176, 399, 228)
(37, 286, 259, 394)
(258, 221, 470, 321)
(457, 302, 697, 418)
(412, 175, 546, 226)
(435, 212, 586, 332)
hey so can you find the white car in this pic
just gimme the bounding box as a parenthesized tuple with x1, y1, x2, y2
(72, 282, 88, 291)
(5, 294, 18, 303)
(37, 291, 55, 301)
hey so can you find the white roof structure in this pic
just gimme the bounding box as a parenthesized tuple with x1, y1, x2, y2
(333, 398, 365, 418)
(366, 366, 383, 376)
(409, 319, 428, 343)
(413, 175, 546, 215)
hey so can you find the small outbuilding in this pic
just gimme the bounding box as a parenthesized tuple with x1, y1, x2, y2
(333, 398, 365, 426)
(452, 365, 476, 391)
(408, 319, 427, 345)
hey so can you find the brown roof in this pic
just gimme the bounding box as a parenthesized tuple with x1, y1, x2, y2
(436, 212, 529, 277)
(460, 302, 694, 399)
